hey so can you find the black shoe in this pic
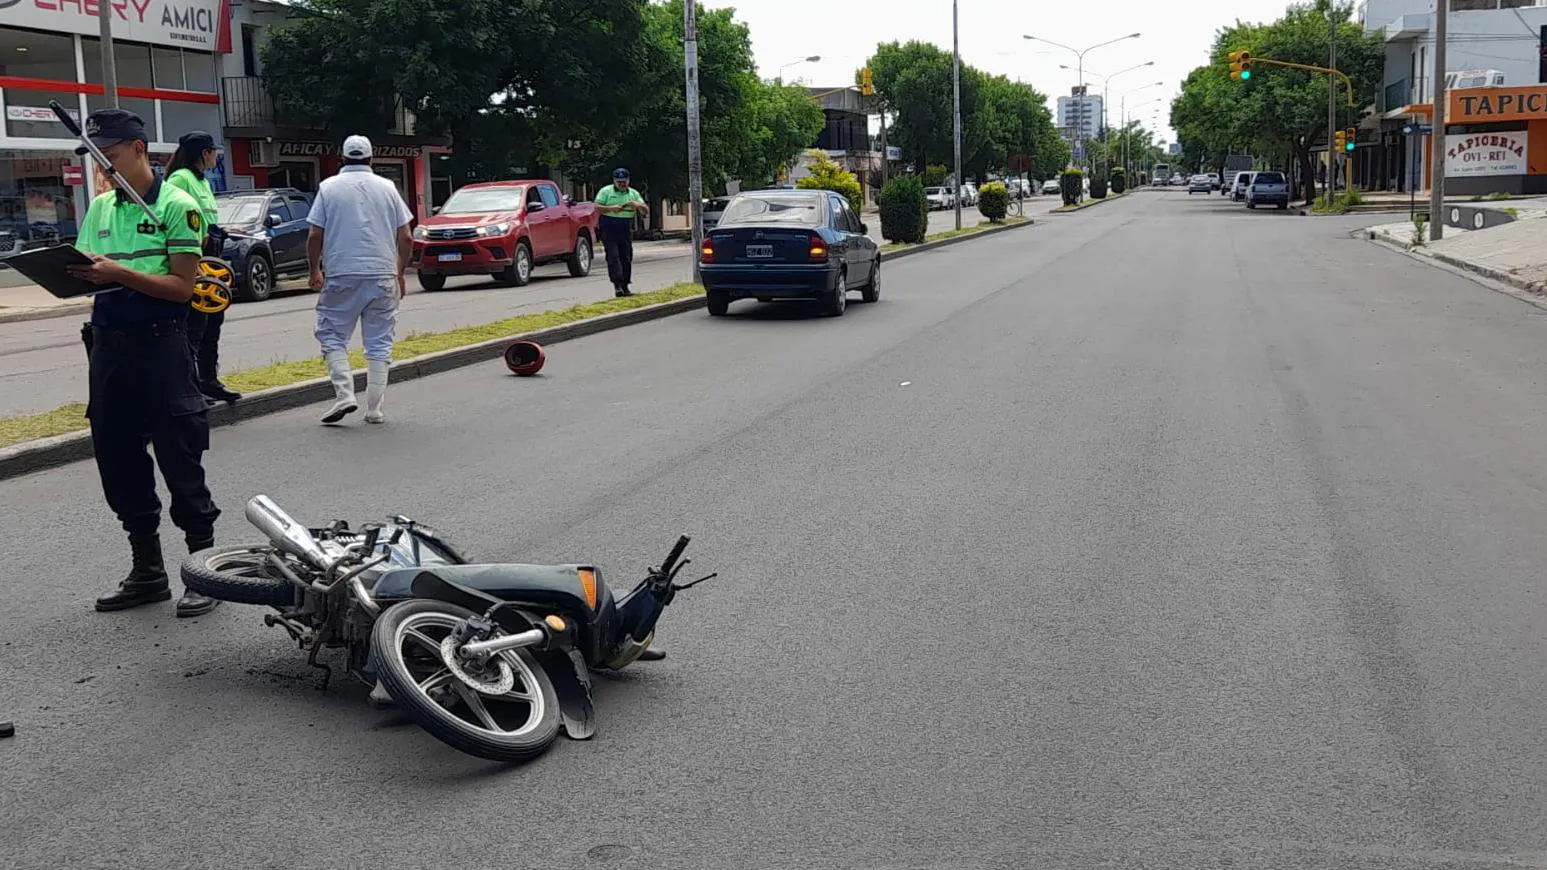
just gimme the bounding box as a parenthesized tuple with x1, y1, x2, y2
(637, 648, 665, 661)
(95, 533, 172, 612)
(200, 380, 241, 404)
(176, 589, 220, 618)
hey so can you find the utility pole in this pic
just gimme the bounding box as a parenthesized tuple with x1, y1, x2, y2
(99, 1, 118, 106)
(1429, 0, 1448, 240)
(952, 0, 963, 230)
(684, 0, 704, 282)
(1325, 8, 1335, 205)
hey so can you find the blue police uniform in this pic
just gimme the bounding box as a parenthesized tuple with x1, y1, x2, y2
(74, 109, 222, 617)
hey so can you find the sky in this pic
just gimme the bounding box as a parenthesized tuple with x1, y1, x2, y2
(702, 0, 1301, 144)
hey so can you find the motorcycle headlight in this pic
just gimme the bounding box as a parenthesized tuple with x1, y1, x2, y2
(476, 222, 511, 237)
(413, 226, 429, 240)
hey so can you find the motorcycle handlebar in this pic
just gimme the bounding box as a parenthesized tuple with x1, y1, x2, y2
(660, 535, 691, 575)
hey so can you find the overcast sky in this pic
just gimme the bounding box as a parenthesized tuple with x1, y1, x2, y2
(703, 0, 1299, 143)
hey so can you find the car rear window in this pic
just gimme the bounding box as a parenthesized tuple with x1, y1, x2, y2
(704, 198, 731, 211)
(1254, 172, 1285, 183)
(719, 194, 824, 226)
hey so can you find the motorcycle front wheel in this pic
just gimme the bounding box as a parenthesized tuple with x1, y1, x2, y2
(371, 599, 561, 763)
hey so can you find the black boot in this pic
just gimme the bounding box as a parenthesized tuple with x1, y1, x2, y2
(197, 341, 241, 404)
(95, 534, 172, 612)
(176, 536, 220, 618)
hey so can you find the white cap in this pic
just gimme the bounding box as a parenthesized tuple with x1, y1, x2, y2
(342, 134, 372, 159)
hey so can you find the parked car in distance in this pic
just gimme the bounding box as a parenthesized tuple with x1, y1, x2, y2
(1207, 172, 1222, 190)
(1041, 178, 1062, 195)
(1232, 171, 1256, 201)
(702, 196, 731, 231)
(1245, 170, 1291, 210)
(698, 188, 880, 318)
(924, 186, 954, 210)
(411, 179, 598, 291)
(1187, 174, 1213, 194)
(213, 187, 314, 302)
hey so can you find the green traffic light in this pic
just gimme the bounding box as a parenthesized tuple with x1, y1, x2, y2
(1240, 70, 1251, 80)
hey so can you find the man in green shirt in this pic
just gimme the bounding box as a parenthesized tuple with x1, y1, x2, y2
(593, 167, 650, 296)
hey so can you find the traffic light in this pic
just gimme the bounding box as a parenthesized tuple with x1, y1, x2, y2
(1334, 129, 1347, 152)
(1228, 50, 1252, 81)
(860, 66, 874, 96)
(1344, 127, 1357, 151)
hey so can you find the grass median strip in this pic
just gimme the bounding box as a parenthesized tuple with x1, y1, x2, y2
(880, 215, 1031, 254)
(0, 281, 705, 450)
(1052, 192, 1129, 212)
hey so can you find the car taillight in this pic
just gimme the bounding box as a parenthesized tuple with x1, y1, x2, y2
(700, 238, 716, 263)
(808, 234, 828, 263)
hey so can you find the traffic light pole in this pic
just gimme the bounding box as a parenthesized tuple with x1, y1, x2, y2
(1429, 0, 1448, 241)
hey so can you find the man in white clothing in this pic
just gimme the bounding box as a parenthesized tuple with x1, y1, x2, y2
(306, 134, 414, 424)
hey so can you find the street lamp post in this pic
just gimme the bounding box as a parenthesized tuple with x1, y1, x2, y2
(1025, 31, 1141, 174)
(952, 0, 963, 230)
(1062, 60, 1154, 141)
(778, 55, 821, 84)
(1119, 88, 1163, 179)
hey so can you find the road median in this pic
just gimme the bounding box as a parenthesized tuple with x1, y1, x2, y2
(879, 215, 1034, 258)
(1049, 191, 1130, 213)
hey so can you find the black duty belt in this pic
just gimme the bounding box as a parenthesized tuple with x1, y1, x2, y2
(90, 319, 187, 349)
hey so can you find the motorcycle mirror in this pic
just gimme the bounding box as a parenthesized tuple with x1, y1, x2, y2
(362, 525, 382, 552)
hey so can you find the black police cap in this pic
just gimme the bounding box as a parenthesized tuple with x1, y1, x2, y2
(76, 108, 148, 156)
(179, 129, 219, 154)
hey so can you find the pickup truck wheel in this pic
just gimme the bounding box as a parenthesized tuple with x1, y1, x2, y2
(417, 272, 446, 292)
(238, 254, 274, 302)
(566, 235, 593, 277)
(499, 241, 533, 287)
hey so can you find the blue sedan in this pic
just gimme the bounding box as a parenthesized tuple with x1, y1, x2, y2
(699, 188, 880, 317)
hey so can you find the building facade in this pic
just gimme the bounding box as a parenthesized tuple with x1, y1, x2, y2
(1056, 86, 1104, 141)
(0, 0, 229, 250)
(791, 86, 881, 206)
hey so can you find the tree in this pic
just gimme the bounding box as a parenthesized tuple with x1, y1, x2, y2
(1170, 0, 1383, 203)
(737, 83, 826, 189)
(796, 150, 863, 213)
(864, 41, 978, 171)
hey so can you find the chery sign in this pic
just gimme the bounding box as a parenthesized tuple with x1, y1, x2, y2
(0, 0, 231, 53)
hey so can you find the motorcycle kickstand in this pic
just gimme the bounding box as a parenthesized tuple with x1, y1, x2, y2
(306, 626, 333, 691)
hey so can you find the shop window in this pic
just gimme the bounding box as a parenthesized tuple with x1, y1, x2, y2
(112, 42, 153, 88)
(84, 94, 159, 142)
(0, 149, 81, 248)
(160, 102, 221, 144)
(0, 27, 77, 82)
(152, 47, 184, 90)
(183, 51, 216, 93)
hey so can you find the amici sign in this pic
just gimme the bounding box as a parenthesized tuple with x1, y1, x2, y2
(0, 0, 231, 53)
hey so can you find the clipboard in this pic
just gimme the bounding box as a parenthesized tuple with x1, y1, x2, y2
(1, 244, 122, 300)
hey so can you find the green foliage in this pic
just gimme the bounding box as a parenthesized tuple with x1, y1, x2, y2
(977, 181, 1008, 222)
(796, 151, 864, 213)
(922, 164, 950, 187)
(1090, 174, 1108, 199)
(879, 177, 928, 244)
(1110, 168, 1127, 194)
(1060, 169, 1084, 207)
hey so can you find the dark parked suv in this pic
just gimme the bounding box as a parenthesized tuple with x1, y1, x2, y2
(213, 187, 315, 301)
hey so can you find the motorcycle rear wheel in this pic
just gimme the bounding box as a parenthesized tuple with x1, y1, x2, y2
(371, 599, 561, 763)
(181, 545, 299, 607)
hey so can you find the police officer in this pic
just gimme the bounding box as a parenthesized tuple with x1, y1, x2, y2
(68, 108, 222, 617)
(165, 129, 239, 405)
(593, 168, 649, 297)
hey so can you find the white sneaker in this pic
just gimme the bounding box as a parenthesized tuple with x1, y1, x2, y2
(321, 350, 357, 424)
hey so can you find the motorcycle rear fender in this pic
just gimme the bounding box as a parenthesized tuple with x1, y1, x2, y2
(536, 645, 596, 740)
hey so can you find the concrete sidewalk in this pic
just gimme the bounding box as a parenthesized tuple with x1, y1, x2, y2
(1365, 211, 1547, 297)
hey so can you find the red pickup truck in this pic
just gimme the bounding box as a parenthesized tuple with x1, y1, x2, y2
(411, 179, 600, 291)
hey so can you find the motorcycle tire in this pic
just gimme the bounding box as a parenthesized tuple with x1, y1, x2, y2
(371, 599, 562, 763)
(180, 545, 299, 607)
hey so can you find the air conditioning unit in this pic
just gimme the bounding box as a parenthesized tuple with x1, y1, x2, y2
(249, 140, 279, 168)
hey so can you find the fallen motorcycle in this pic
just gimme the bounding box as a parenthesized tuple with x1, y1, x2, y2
(181, 494, 716, 762)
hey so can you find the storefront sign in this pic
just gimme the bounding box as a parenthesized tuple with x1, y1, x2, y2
(1445, 131, 1528, 177)
(7, 105, 78, 123)
(279, 141, 424, 159)
(0, 0, 231, 53)
(62, 164, 83, 185)
(1449, 86, 1547, 123)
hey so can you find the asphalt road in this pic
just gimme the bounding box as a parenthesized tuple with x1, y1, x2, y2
(0, 209, 988, 419)
(3, 188, 1544, 869)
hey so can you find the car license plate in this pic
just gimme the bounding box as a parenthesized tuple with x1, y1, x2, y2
(745, 244, 773, 258)
(438, 253, 463, 262)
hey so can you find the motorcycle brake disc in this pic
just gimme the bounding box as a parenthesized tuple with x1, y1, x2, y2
(439, 636, 516, 695)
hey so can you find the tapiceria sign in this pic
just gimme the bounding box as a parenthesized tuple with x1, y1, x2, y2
(1448, 86, 1547, 123)
(0, 0, 231, 53)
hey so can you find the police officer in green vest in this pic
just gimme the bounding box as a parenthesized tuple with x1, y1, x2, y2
(67, 108, 223, 618)
(594, 167, 649, 297)
(165, 129, 239, 405)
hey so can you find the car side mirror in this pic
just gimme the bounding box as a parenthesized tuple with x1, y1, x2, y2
(430, 206, 441, 215)
(264, 214, 282, 228)
(859, 222, 868, 234)
(527, 201, 545, 212)
(563, 196, 574, 206)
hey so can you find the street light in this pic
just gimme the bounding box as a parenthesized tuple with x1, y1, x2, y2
(1025, 31, 1140, 172)
(778, 55, 821, 83)
(1121, 91, 1164, 178)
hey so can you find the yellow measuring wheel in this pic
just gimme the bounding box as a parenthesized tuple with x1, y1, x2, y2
(191, 256, 234, 314)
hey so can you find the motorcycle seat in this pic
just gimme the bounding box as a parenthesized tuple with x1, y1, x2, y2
(372, 562, 612, 621)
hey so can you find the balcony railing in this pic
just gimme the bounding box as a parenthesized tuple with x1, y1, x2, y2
(220, 76, 415, 134)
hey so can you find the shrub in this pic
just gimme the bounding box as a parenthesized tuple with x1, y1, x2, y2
(878, 177, 928, 244)
(1110, 169, 1127, 194)
(977, 181, 1009, 222)
(1090, 174, 1108, 199)
(795, 150, 863, 214)
(922, 164, 949, 187)
(1060, 169, 1084, 206)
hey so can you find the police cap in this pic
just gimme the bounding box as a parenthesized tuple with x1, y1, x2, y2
(76, 108, 148, 156)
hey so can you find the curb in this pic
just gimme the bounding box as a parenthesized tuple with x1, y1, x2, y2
(1360, 227, 1547, 312)
(0, 295, 707, 482)
(881, 217, 1036, 260)
(1046, 193, 1131, 214)
(0, 301, 91, 325)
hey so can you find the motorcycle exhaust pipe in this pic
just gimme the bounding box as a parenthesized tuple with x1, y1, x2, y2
(245, 494, 332, 569)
